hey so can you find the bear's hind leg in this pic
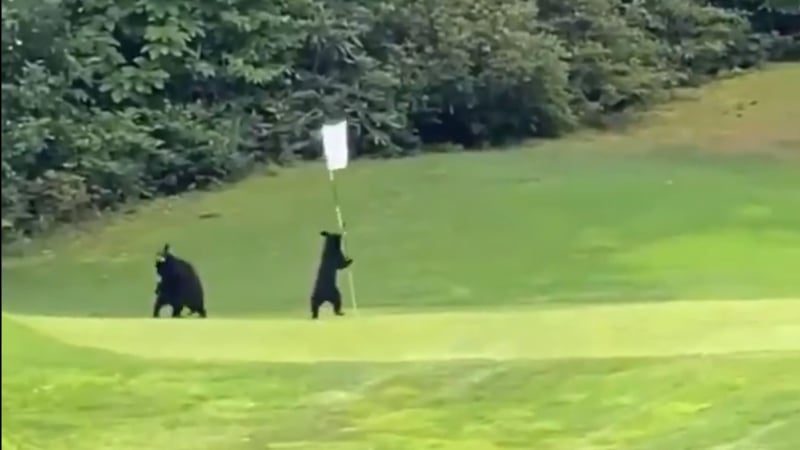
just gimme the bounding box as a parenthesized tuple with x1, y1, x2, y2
(152, 301, 163, 318)
(332, 290, 344, 316)
(171, 304, 184, 318)
(311, 300, 321, 320)
(332, 300, 344, 316)
(193, 305, 207, 318)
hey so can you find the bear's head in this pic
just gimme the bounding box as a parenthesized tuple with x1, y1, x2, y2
(155, 243, 176, 277)
(320, 230, 343, 243)
(319, 230, 345, 255)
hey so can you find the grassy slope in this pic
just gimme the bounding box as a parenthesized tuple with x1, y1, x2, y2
(6, 151, 800, 317)
(2, 67, 800, 318)
(593, 63, 800, 153)
(3, 63, 800, 449)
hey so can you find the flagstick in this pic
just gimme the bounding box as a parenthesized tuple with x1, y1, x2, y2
(328, 169, 359, 314)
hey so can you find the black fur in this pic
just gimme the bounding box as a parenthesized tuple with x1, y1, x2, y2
(310, 231, 353, 319)
(153, 244, 207, 318)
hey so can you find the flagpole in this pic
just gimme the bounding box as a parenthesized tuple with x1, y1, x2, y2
(328, 169, 359, 314)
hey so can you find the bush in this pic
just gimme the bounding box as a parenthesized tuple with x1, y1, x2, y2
(1, 0, 779, 243)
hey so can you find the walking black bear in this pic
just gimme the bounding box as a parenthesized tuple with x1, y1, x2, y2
(310, 231, 353, 319)
(153, 244, 207, 318)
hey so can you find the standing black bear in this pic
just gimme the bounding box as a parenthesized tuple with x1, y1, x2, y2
(310, 231, 353, 319)
(153, 244, 207, 318)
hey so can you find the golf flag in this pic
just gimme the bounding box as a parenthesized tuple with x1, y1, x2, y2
(319, 119, 358, 313)
(321, 120, 349, 171)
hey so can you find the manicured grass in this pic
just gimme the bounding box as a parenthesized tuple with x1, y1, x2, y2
(10, 298, 800, 362)
(2, 65, 799, 318)
(2, 64, 800, 449)
(3, 316, 800, 450)
(2, 147, 799, 317)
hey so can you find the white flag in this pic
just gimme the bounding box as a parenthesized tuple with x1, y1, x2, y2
(321, 120, 349, 171)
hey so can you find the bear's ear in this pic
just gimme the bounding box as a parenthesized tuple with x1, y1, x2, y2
(162, 243, 171, 254)
(320, 231, 330, 237)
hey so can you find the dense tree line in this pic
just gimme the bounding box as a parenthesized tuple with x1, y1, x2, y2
(2, 0, 796, 242)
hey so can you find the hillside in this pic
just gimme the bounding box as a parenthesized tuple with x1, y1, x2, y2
(4, 0, 791, 242)
(3, 64, 799, 318)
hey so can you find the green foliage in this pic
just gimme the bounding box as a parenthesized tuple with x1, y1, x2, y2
(0, 0, 783, 242)
(709, 0, 800, 60)
(539, 0, 673, 122)
(638, 0, 766, 83)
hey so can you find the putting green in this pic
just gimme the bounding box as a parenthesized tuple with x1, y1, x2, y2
(9, 298, 800, 363)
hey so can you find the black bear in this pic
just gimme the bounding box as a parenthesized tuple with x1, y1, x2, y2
(310, 231, 353, 319)
(153, 244, 207, 318)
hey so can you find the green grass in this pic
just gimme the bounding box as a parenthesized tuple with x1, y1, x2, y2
(3, 147, 800, 317)
(9, 299, 800, 362)
(3, 315, 800, 450)
(596, 63, 800, 152)
(3, 63, 800, 449)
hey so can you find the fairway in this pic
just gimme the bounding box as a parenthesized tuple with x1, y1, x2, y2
(3, 144, 799, 318)
(3, 64, 800, 449)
